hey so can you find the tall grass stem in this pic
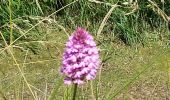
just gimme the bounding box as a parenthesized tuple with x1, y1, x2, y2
(8, 0, 13, 53)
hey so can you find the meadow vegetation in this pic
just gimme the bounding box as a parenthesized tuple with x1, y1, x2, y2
(0, 0, 170, 99)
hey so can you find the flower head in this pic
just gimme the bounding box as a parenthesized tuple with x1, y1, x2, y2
(61, 27, 100, 85)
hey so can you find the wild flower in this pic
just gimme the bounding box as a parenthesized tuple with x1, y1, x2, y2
(61, 27, 100, 85)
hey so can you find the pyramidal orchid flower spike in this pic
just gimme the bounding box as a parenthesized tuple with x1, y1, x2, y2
(61, 27, 100, 85)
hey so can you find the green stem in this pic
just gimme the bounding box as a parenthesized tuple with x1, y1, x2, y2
(8, 0, 13, 45)
(72, 84, 78, 100)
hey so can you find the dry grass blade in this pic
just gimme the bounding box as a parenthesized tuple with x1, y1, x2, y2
(12, 45, 26, 51)
(23, 49, 29, 65)
(15, 40, 61, 45)
(88, 0, 113, 6)
(29, 84, 48, 96)
(125, 1, 138, 15)
(35, 0, 44, 14)
(13, 23, 27, 38)
(14, 59, 58, 66)
(148, 0, 170, 22)
(97, 4, 120, 36)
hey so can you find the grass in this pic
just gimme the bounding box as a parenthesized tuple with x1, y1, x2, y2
(0, 20, 170, 99)
(0, 0, 170, 100)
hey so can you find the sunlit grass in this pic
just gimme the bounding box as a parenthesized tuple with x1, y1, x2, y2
(0, 0, 170, 99)
(0, 24, 169, 99)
